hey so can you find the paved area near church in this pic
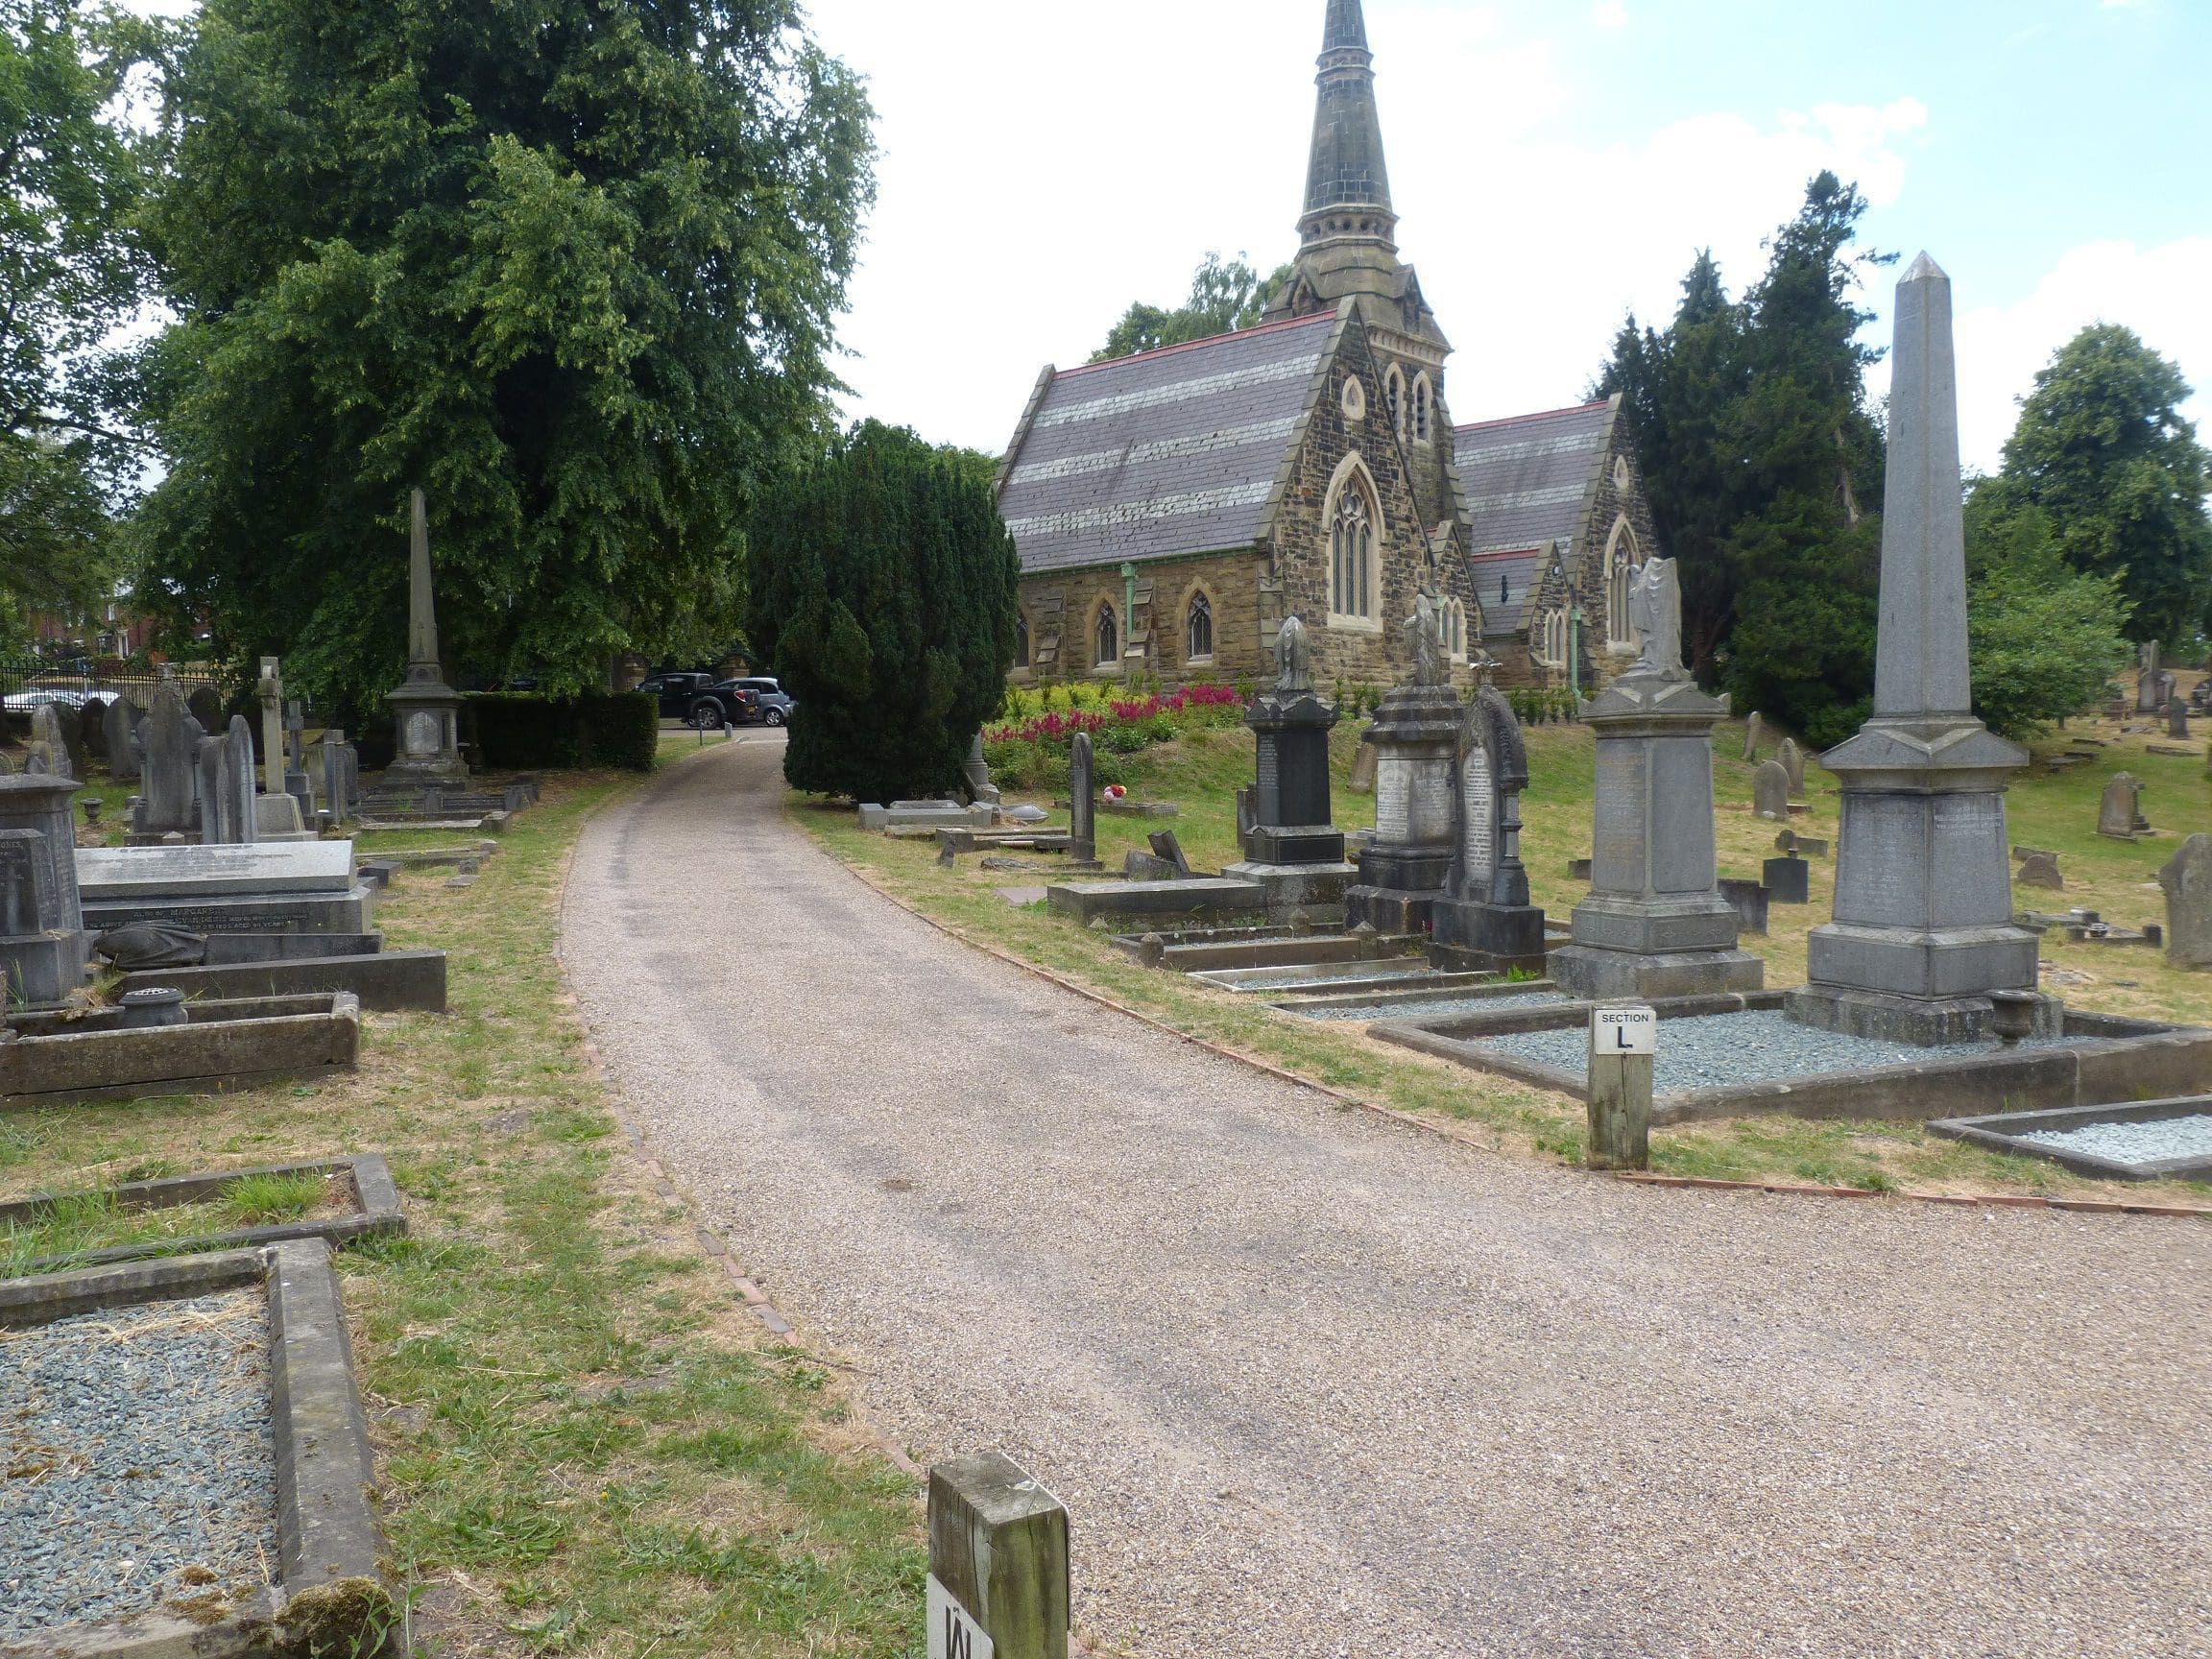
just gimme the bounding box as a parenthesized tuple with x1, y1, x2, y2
(562, 738, 2212, 1659)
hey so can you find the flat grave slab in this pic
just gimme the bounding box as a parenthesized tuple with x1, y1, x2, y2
(1374, 997, 2212, 1126)
(82, 886, 377, 937)
(2, 992, 362, 1109)
(1192, 960, 1498, 997)
(1109, 926, 1427, 974)
(1283, 985, 1569, 1022)
(1046, 878, 1266, 927)
(0, 1154, 407, 1275)
(117, 950, 445, 1013)
(0, 1240, 390, 1659)
(1930, 1096, 2212, 1183)
(76, 841, 356, 900)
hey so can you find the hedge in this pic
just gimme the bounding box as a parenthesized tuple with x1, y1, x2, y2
(464, 692, 658, 772)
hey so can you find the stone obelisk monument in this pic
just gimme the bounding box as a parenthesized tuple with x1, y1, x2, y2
(1786, 255, 2048, 1046)
(383, 488, 470, 786)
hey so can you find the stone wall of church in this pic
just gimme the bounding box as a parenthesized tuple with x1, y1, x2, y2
(1570, 417, 1666, 684)
(1011, 551, 1273, 689)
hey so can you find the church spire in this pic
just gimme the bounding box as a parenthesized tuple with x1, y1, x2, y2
(1301, 0, 1395, 249)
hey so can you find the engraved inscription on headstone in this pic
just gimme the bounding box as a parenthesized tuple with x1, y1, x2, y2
(1375, 757, 1411, 843)
(1461, 746, 1495, 882)
(0, 831, 41, 937)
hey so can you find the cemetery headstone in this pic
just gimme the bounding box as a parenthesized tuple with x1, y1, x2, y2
(1789, 252, 2046, 1046)
(224, 715, 260, 845)
(1348, 741, 1378, 794)
(2158, 835, 2212, 970)
(197, 735, 226, 844)
(1551, 557, 1760, 998)
(80, 697, 109, 762)
(2169, 699, 2191, 741)
(1346, 601, 1463, 934)
(136, 680, 203, 840)
(31, 704, 80, 781)
(1718, 877, 1769, 936)
(1777, 736, 1806, 800)
(1069, 733, 1095, 866)
(2097, 773, 2142, 841)
(1742, 712, 1763, 762)
(257, 658, 286, 796)
(104, 695, 144, 783)
(963, 733, 1001, 806)
(320, 730, 356, 826)
(1430, 681, 1548, 976)
(1752, 760, 1791, 821)
(282, 699, 314, 817)
(186, 685, 224, 735)
(2015, 851, 2064, 891)
(0, 775, 94, 1005)
(1147, 830, 1191, 878)
(385, 488, 471, 784)
(1765, 854, 1811, 905)
(1228, 615, 1356, 918)
(2137, 642, 2164, 712)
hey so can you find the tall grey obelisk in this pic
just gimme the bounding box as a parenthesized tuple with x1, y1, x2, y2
(1786, 255, 2047, 1046)
(383, 488, 470, 786)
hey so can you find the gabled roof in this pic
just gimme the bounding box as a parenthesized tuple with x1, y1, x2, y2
(998, 312, 1338, 576)
(1454, 398, 1616, 558)
(1467, 546, 1552, 637)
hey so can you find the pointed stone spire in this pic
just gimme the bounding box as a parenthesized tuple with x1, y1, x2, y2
(1302, 0, 1395, 242)
(407, 487, 441, 675)
(1873, 253, 1972, 719)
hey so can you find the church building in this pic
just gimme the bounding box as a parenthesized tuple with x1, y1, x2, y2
(995, 0, 1660, 693)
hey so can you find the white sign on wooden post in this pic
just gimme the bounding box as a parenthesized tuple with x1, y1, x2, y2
(927, 1575, 995, 1659)
(1592, 1005, 1658, 1056)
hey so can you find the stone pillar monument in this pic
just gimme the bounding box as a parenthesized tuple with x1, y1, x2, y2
(384, 488, 470, 786)
(0, 775, 94, 1007)
(1787, 254, 2050, 1046)
(1550, 557, 1763, 1000)
(1226, 617, 1358, 919)
(1345, 594, 1462, 934)
(1429, 680, 1547, 976)
(257, 657, 285, 796)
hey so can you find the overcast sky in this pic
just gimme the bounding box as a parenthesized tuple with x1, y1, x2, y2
(804, 0, 2210, 477)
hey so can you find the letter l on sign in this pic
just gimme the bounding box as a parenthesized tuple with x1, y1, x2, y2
(927, 1575, 995, 1659)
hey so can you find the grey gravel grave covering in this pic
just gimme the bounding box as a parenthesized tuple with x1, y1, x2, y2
(1477, 1010, 2084, 1094)
(0, 1288, 277, 1642)
(2020, 1115, 2212, 1165)
(1297, 989, 1566, 1023)
(1929, 1095, 2212, 1183)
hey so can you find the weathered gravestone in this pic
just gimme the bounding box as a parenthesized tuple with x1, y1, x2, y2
(320, 731, 359, 825)
(1752, 760, 1791, 822)
(1788, 253, 2046, 1046)
(385, 489, 471, 785)
(1347, 741, 1378, 795)
(1227, 615, 1356, 917)
(0, 775, 94, 1005)
(1765, 854, 1811, 905)
(2159, 834, 2212, 970)
(256, 659, 286, 797)
(283, 700, 314, 816)
(197, 734, 226, 844)
(1346, 599, 1463, 934)
(224, 715, 260, 845)
(1742, 712, 1764, 762)
(79, 697, 109, 762)
(1430, 680, 1546, 976)
(2170, 699, 2192, 741)
(135, 681, 203, 840)
(2097, 773, 2143, 841)
(104, 695, 144, 782)
(1069, 732, 1095, 866)
(186, 685, 224, 736)
(2015, 851, 2064, 891)
(1551, 555, 1760, 999)
(963, 733, 1001, 806)
(31, 704, 81, 781)
(1777, 736, 1806, 800)
(2137, 642, 2164, 713)
(255, 791, 314, 842)
(1148, 830, 1191, 878)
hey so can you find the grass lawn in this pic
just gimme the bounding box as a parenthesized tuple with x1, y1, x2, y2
(789, 696, 2212, 1206)
(5, 743, 924, 1659)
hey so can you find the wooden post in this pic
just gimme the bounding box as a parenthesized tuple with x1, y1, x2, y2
(927, 1452, 1070, 1659)
(1587, 1006, 1655, 1172)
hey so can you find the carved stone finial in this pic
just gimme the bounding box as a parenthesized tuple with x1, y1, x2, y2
(1275, 615, 1314, 694)
(1627, 557, 1687, 681)
(1403, 589, 1448, 688)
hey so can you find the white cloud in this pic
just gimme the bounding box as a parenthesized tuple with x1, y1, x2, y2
(1594, 2, 1629, 29)
(1948, 239, 2212, 474)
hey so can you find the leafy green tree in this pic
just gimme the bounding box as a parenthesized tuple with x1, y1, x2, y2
(1600, 173, 1889, 745)
(1094, 252, 1294, 363)
(750, 421, 1020, 805)
(1985, 325, 2211, 649)
(1, 0, 161, 645)
(1963, 492, 2133, 737)
(132, 0, 874, 712)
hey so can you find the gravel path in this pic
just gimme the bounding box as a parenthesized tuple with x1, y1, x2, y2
(1, 1289, 276, 1639)
(562, 738, 2212, 1659)
(1479, 1008, 2085, 1092)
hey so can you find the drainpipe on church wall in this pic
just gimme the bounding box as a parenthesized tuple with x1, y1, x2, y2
(1568, 607, 1582, 702)
(1120, 562, 1138, 678)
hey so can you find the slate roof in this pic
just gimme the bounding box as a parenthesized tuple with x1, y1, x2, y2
(998, 312, 1337, 576)
(1469, 547, 1549, 637)
(1454, 399, 1615, 557)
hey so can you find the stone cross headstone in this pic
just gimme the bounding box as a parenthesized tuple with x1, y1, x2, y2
(104, 695, 144, 783)
(1742, 712, 1764, 762)
(257, 658, 285, 796)
(2097, 773, 2142, 840)
(2169, 698, 2191, 741)
(1069, 732, 1095, 866)
(2158, 834, 2212, 970)
(1777, 736, 1806, 800)
(224, 714, 259, 845)
(187, 685, 224, 736)
(137, 680, 203, 839)
(2015, 851, 2063, 891)
(1752, 759, 1791, 821)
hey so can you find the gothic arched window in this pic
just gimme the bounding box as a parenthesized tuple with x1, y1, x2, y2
(1015, 613, 1030, 669)
(1605, 517, 1640, 646)
(1187, 593, 1214, 661)
(1094, 604, 1119, 669)
(1413, 374, 1432, 444)
(1329, 475, 1379, 623)
(1383, 367, 1406, 439)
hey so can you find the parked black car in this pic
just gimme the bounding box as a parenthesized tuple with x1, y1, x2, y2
(722, 676, 795, 727)
(637, 671, 754, 729)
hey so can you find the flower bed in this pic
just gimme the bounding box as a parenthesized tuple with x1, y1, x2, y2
(985, 684, 1245, 790)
